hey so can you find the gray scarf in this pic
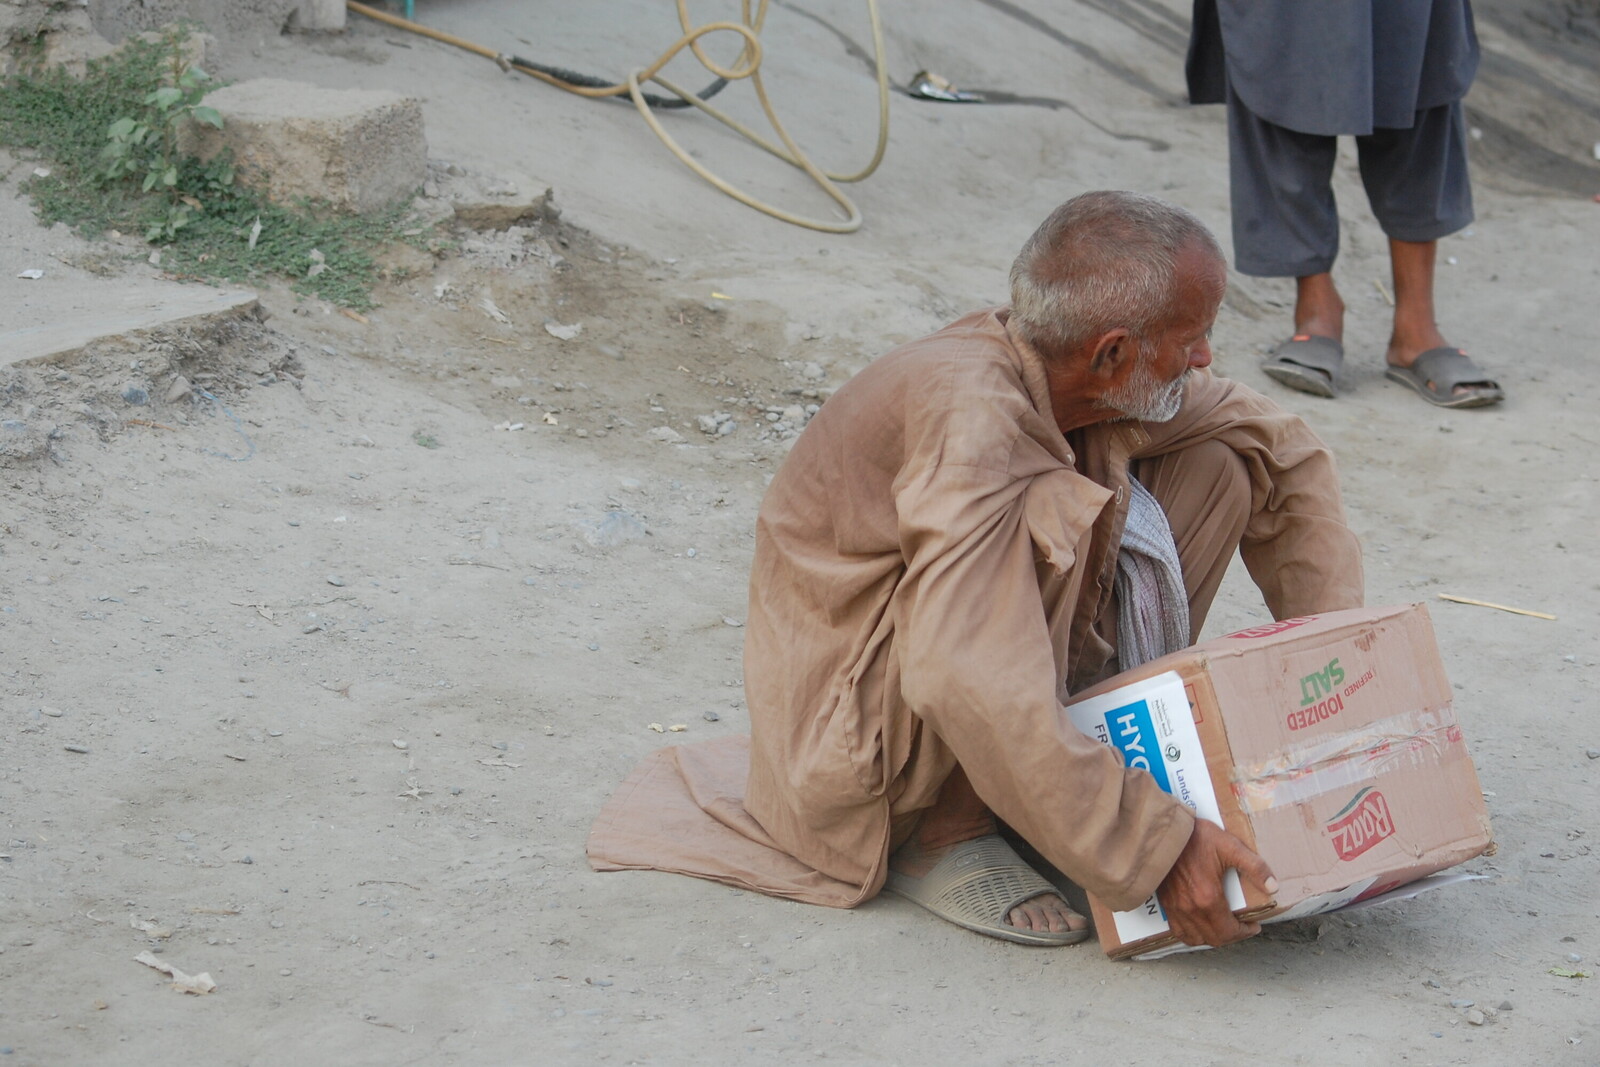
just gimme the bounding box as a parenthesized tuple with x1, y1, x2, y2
(1115, 477, 1190, 671)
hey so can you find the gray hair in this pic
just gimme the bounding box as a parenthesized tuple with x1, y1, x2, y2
(1008, 191, 1223, 356)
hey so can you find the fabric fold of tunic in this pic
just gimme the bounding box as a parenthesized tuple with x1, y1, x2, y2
(587, 736, 866, 907)
(588, 307, 1364, 914)
(1186, 0, 1479, 136)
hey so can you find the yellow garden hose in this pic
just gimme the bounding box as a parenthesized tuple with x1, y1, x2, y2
(346, 1, 890, 233)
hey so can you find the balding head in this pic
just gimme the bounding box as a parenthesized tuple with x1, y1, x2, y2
(1009, 191, 1224, 358)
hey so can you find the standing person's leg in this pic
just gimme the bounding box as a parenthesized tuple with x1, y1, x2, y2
(1227, 85, 1348, 396)
(1358, 101, 1503, 407)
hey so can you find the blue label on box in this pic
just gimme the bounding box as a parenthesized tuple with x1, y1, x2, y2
(1102, 699, 1172, 794)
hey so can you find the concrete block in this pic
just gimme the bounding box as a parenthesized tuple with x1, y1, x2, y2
(289, 0, 345, 32)
(1, 0, 60, 49)
(85, 1, 299, 50)
(1, 4, 115, 77)
(423, 161, 556, 231)
(180, 78, 426, 214)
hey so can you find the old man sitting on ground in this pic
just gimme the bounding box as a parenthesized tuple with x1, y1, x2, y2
(590, 190, 1365, 948)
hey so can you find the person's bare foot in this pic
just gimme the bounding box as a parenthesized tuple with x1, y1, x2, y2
(1385, 330, 1499, 402)
(1384, 238, 1500, 402)
(1293, 273, 1345, 343)
(890, 837, 1087, 935)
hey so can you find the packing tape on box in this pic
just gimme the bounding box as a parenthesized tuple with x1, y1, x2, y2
(1231, 706, 1462, 813)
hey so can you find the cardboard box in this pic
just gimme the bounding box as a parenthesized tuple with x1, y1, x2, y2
(1064, 603, 1493, 959)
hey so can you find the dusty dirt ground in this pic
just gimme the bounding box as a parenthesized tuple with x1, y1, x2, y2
(2, 1, 1598, 1064)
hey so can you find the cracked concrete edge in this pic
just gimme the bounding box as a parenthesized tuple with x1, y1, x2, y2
(0, 286, 261, 368)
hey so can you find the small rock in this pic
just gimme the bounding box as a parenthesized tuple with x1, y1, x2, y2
(583, 510, 647, 548)
(1497, 1000, 1513, 1011)
(164, 376, 192, 403)
(1586, 749, 1599, 760)
(1423, 980, 1441, 989)
(1465, 1009, 1485, 1026)
(40, 707, 64, 718)
(239, 855, 253, 864)
(122, 385, 151, 406)
(392, 739, 408, 750)
(449, 787, 462, 796)
(801, 362, 825, 381)
(1567, 953, 1583, 964)
(647, 426, 684, 444)
(703, 710, 720, 722)
(326, 575, 346, 587)
(723, 616, 743, 627)
(1450, 999, 1474, 1009)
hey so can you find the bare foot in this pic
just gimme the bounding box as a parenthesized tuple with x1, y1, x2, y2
(890, 837, 1087, 935)
(1384, 238, 1499, 402)
(1385, 334, 1498, 402)
(1293, 273, 1345, 343)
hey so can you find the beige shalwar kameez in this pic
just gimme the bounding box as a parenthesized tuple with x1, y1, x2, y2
(588, 307, 1363, 913)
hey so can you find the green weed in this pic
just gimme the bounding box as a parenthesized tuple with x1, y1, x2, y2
(0, 30, 435, 308)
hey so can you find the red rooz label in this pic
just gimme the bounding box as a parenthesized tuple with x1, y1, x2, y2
(1223, 616, 1318, 640)
(1327, 788, 1395, 861)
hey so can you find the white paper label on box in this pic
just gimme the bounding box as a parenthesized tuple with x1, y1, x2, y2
(1067, 670, 1244, 944)
(1264, 878, 1376, 922)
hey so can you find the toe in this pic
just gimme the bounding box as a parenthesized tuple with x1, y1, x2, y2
(1008, 893, 1086, 934)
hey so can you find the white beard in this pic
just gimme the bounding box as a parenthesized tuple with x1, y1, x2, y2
(1103, 362, 1191, 423)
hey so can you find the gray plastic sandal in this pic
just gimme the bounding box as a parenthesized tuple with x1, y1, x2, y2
(884, 835, 1090, 946)
(1262, 335, 1343, 398)
(1384, 347, 1505, 409)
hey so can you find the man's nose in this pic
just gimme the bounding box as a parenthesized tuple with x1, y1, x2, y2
(1188, 338, 1213, 370)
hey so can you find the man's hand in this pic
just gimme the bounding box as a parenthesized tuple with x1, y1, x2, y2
(1156, 818, 1277, 948)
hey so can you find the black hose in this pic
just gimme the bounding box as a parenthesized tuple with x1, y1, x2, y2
(502, 55, 728, 109)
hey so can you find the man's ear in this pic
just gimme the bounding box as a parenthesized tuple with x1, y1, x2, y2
(1089, 328, 1134, 377)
